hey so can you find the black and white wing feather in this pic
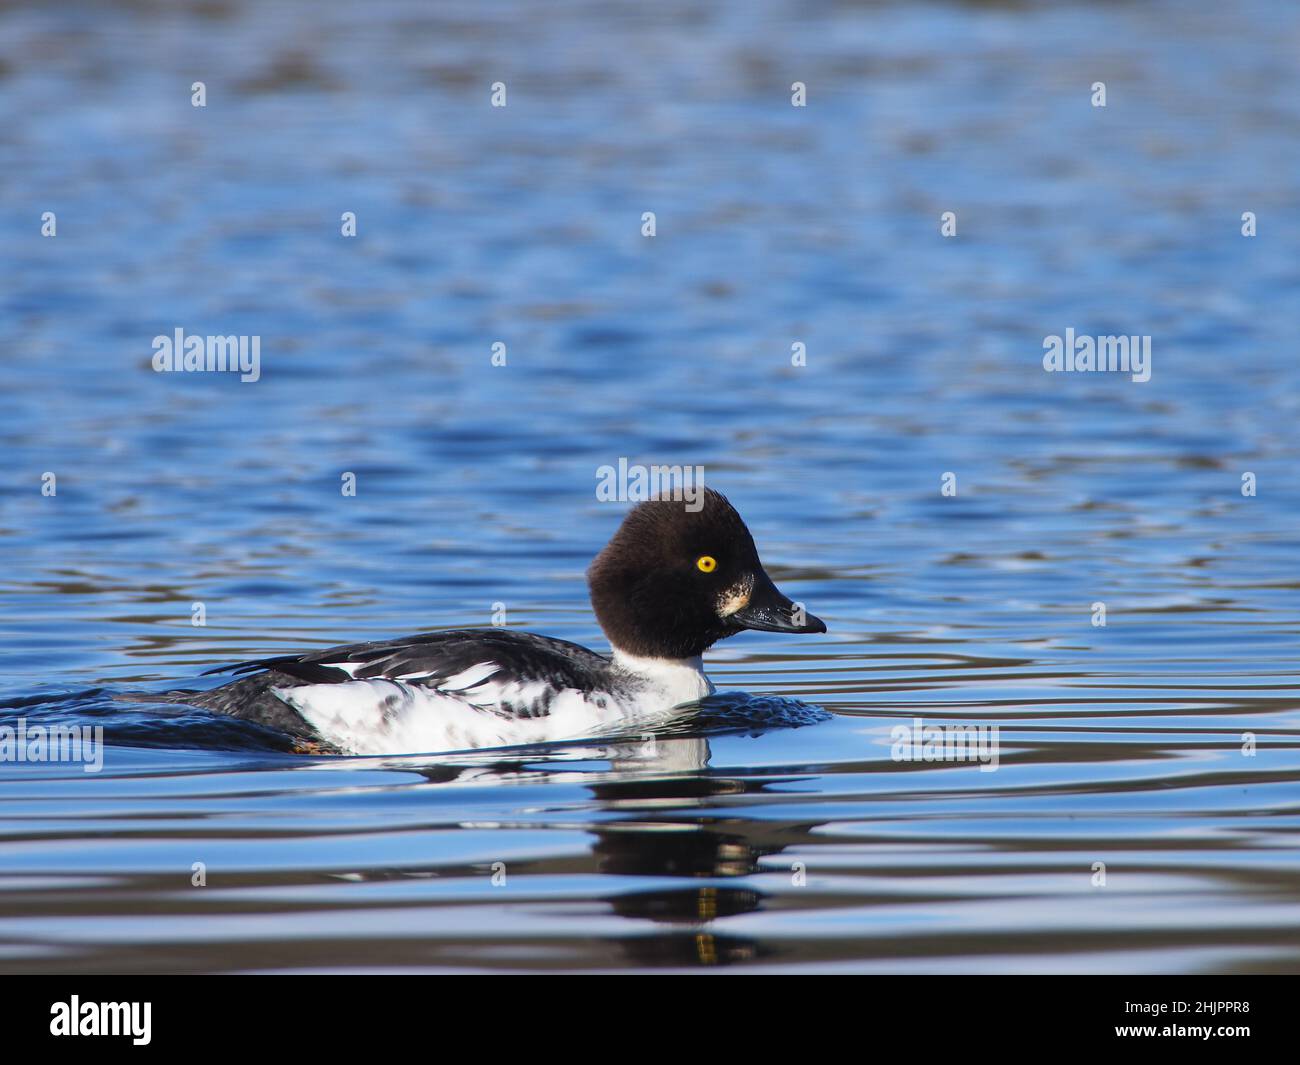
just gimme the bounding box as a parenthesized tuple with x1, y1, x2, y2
(199, 629, 619, 751)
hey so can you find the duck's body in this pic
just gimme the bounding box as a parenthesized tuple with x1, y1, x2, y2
(180, 489, 825, 755)
(191, 630, 712, 755)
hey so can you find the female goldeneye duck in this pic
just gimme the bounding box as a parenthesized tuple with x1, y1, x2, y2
(186, 488, 826, 755)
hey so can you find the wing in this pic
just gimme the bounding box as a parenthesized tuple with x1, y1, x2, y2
(204, 628, 613, 720)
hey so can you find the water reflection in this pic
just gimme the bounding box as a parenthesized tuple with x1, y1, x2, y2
(403, 737, 781, 968)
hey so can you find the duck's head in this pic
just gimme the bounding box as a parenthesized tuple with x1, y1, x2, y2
(587, 487, 827, 660)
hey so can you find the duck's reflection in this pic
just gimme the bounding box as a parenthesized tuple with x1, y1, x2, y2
(579, 736, 785, 967)
(394, 733, 802, 967)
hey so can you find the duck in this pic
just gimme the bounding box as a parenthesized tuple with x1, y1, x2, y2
(183, 488, 826, 755)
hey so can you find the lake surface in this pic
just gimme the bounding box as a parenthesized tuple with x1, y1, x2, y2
(2, 0, 1299, 973)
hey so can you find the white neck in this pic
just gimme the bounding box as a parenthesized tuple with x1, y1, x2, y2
(611, 648, 714, 704)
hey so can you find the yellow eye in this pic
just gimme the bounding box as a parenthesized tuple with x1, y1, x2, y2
(696, 555, 717, 573)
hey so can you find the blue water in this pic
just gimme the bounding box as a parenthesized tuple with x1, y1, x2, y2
(2, 0, 1299, 972)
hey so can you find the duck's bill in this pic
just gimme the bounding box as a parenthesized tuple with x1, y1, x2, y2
(731, 575, 827, 634)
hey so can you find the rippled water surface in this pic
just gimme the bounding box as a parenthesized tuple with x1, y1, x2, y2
(2, 0, 1300, 973)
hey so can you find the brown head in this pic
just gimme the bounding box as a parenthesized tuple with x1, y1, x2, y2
(587, 488, 826, 660)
